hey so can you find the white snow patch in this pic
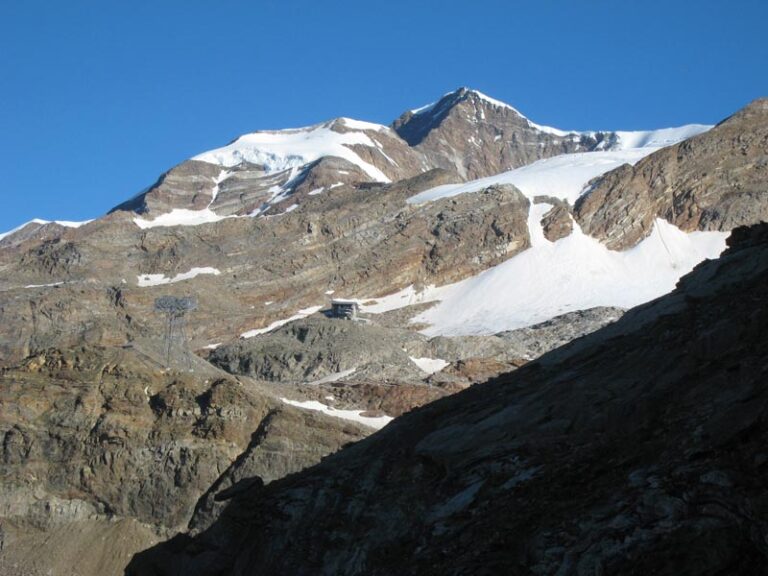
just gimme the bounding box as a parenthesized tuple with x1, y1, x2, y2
(137, 267, 221, 287)
(203, 342, 222, 350)
(413, 217, 728, 336)
(133, 209, 231, 229)
(348, 140, 731, 336)
(358, 285, 440, 314)
(48, 219, 91, 228)
(409, 357, 450, 374)
(307, 368, 358, 385)
(470, 89, 711, 144)
(240, 305, 323, 338)
(526, 120, 573, 137)
(410, 100, 439, 115)
(612, 125, 711, 150)
(207, 169, 232, 207)
(280, 398, 392, 430)
(471, 89, 520, 113)
(338, 117, 390, 132)
(24, 281, 65, 289)
(193, 120, 391, 183)
(308, 187, 325, 196)
(408, 148, 661, 206)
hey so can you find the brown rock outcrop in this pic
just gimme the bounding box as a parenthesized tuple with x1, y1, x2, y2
(0, 345, 368, 575)
(393, 88, 613, 180)
(575, 98, 768, 249)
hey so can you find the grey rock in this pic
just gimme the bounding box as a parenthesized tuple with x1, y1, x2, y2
(209, 315, 428, 383)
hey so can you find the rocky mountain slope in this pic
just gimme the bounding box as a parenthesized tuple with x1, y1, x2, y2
(394, 88, 620, 180)
(129, 223, 768, 575)
(0, 346, 370, 575)
(108, 87, 710, 221)
(1, 91, 766, 575)
(575, 98, 768, 249)
(0, 89, 721, 368)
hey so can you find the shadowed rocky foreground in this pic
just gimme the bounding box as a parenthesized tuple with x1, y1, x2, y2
(128, 224, 768, 575)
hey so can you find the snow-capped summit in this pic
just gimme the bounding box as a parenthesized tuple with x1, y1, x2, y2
(193, 118, 394, 182)
(392, 87, 711, 179)
(5, 88, 713, 236)
(407, 87, 561, 133)
(0, 218, 91, 246)
(404, 87, 711, 146)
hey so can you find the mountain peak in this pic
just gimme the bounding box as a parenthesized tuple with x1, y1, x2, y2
(406, 87, 520, 120)
(462, 88, 520, 112)
(191, 118, 394, 182)
(393, 88, 566, 148)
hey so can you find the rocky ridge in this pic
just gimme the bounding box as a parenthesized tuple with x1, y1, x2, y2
(575, 98, 768, 249)
(393, 87, 614, 180)
(107, 88, 705, 222)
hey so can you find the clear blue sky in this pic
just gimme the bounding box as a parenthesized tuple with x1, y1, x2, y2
(1, 0, 766, 232)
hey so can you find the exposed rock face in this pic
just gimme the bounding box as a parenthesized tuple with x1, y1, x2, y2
(0, 346, 367, 575)
(210, 306, 624, 390)
(0, 220, 78, 249)
(295, 381, 458, 419)
(393, 88, 612, 180)
(497, 306, 625, 356)
(209, 315, 427, 383)
(330, 119, 428, 182)
(0, 173, 533, 576)
(427, 306, 624, 367)
(575, 98, 768, 249)
(535, 196, 574, 241)
(420, 184, 530, 280)
(120, 119, 433, 219)
(128, 223, 768, 576)
(112, 160, 224, 215)
(0, 174, 529, 366)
